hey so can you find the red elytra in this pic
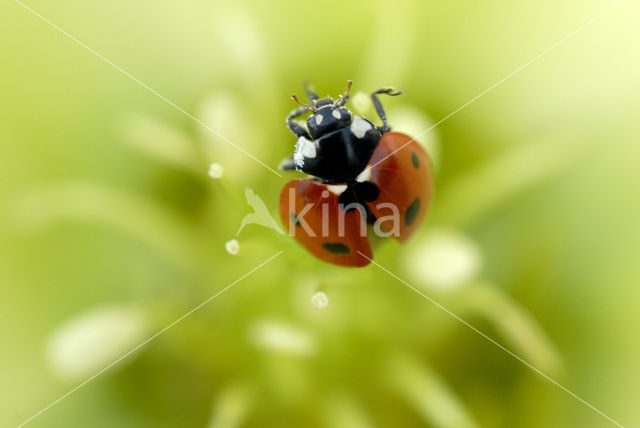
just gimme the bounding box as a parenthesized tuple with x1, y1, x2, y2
(280, 132, 433, 267)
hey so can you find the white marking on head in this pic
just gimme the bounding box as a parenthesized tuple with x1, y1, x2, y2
(326, 184, 348, 195)
(350, 115, 373, 139)
(315, 114, 323, 125)
(332, 109, 341, 119)
(293, 136, 316, 168)
(356, 165, 372, 183)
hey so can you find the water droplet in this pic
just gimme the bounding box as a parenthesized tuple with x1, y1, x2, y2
(225, 239, 239, 255)
(310, 291, 329, 309)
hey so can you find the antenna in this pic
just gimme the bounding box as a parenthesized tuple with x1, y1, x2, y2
(291, 94, 315, 112)
(337, 80, 353, 106)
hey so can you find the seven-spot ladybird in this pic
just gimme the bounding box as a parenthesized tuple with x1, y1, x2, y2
(279, 81, 433, 267)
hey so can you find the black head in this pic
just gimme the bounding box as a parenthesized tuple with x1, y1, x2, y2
(305, 99, 352, 139)
(291, 81, 353, 140)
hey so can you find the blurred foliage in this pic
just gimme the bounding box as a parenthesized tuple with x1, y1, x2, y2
(1, 0, 639, 427)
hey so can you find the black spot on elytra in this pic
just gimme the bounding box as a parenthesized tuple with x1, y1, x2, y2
(289, 212, 301, 227)
(411, 151, 420, 169)
(405, 197, 421, 226)
(322, 242, 350, 254)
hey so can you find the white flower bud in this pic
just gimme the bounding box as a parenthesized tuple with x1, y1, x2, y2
(46, 304, 148, 381)
(208, 163, 224, 179)
(198, 93, 263, 180)
(389, 106, 441, 171)
(405, 228, 482, 290)
(247, 319, 316, 356)
(350, 91, 372, 116)
(225, 239, 240, 255)
(120, 113, 197, 170)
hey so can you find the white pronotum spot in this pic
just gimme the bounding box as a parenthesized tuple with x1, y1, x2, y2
(350, 115, 372, 139)
(356, 165, 371, 183)
(315, 114, 323, 125)
(326, 184, 348, 195)
(332, 110, 341, 119)
(293, 136, 316, 168)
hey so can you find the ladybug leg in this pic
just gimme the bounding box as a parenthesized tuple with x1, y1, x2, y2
(279, 157, 296, 171)
(286, 106, 311, 138)
(370, 87, 403, 133)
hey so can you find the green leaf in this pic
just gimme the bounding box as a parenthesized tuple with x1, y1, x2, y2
(434, 137, 579, 226)
(458, 284, 562, 376)
(388, 353, 479, 428)
(9, 182, 206, 272)
(119, 113, 200, 171)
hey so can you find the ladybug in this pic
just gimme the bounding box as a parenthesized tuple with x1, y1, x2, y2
(279, 81, 433, 267)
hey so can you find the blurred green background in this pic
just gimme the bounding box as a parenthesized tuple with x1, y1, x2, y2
(1, 0, 639, 427)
